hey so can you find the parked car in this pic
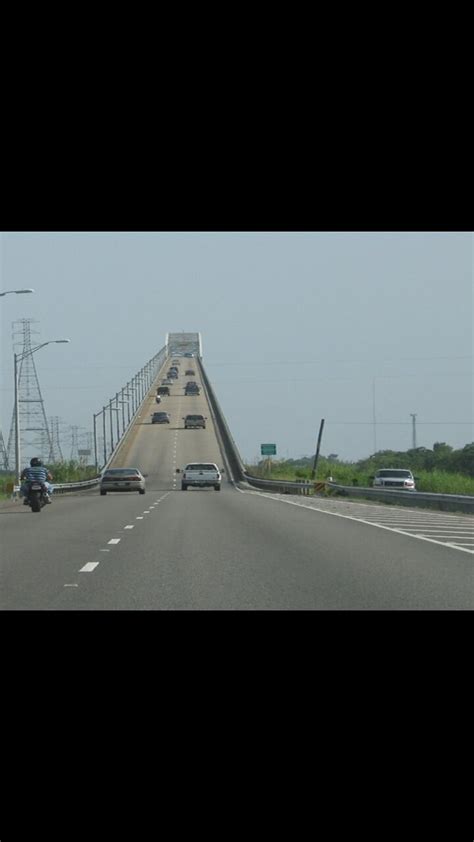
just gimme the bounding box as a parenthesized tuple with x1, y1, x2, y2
(372, 469, 417, 490)
(100, 468, 146, 495)
(183, 414, 207, 429)
(185, 369, 195, 376)
(152, 411, 171, 424)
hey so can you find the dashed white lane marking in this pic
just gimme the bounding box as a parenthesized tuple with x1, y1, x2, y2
(64, 583, 78, 587)
(71, 491, 173, 580)
(143, 510, 150, 514)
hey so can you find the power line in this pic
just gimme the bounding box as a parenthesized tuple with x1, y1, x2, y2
(326, 421, 473, 425)
(206, 355, 473, 367)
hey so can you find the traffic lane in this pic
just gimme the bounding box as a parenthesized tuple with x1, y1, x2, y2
(0, 488, 168, 609)
(111, 384, 225, 488)
(51, 483, 474, 610)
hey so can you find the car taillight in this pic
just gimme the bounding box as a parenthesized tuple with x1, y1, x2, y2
(128, 476, 141, 481)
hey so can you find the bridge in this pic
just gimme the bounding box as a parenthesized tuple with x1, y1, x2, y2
(1, 337, 473, 610)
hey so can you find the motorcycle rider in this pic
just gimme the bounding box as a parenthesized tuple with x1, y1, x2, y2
(20, 457, 54, 504)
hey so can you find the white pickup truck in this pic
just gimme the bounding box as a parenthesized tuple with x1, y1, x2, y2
(176, 462, 224, 491)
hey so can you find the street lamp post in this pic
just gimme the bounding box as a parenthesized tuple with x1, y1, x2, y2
(93, 410, 103, 471)
(14, 339, 70, 485)
(122, 389, 132, 426)
(102, 407, 107, 465)
(115, 393, 120, 442)
(109, 400, 115, 451)
(372, 377, 377, 454)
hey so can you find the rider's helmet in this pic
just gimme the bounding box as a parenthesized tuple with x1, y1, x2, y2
(30, 457, 43, 467)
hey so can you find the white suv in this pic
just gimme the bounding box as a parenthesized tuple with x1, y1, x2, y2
(372, 469, 416, 491)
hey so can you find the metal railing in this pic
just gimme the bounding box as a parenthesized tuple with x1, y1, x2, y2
(324, 482, 474, 513)
(52, 477, 101, 494)
(241, 474, 313, 495)
(198, 360, 313, 496)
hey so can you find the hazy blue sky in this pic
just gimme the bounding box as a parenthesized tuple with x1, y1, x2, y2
(1, 231, 472, 464)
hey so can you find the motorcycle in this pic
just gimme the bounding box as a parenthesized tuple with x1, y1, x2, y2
(155, 395, 162, 404)
(24, 481, 49, 513)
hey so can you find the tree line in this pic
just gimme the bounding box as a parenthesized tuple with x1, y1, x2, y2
(284, 442, 474, 477)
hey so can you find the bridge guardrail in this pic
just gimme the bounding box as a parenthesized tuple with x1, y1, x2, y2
(325, 482, 474, 513)
(52, 477, 101, 494)
(198, 359, 246, 483)
(21, 353, 171, 498)
(198, 361, 316, 496)
(242, 473, 313, 495)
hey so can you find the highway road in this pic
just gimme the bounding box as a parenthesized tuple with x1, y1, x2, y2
(1, 359, 473, 610)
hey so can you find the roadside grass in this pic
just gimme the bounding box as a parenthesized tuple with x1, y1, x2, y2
(244, 460, 474, 496)
(0, 460, 99, 500)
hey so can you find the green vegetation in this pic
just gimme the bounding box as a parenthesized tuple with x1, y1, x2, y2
(0, 460, 99, 499)
(245, 441, 474, 496)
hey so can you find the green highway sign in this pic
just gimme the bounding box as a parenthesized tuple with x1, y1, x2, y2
(261, 443, 276, 455)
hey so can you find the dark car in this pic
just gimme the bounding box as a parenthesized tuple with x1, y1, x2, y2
(100, 468, 146, 495)
(157, 386, 170, 396)
(152, 411, 170, 424)
(183, 414, 207, 429)
(185, 369, 195, 376)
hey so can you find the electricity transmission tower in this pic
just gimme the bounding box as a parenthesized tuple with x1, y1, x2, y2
(49, 416, 64, 462)
(6, 319, 54, 468)
(69, 425, 80, 461)
(0, 429, 8, 470)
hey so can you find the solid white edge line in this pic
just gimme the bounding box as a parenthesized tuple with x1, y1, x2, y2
(233, 487, 474, 555)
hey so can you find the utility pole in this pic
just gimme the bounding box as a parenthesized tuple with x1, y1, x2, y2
(310, 419, 325, 481)
(372, 377, 377, 454)
(410, 413, 417, 450)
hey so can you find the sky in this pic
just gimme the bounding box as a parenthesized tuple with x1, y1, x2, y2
(0, 231, 472, 465)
